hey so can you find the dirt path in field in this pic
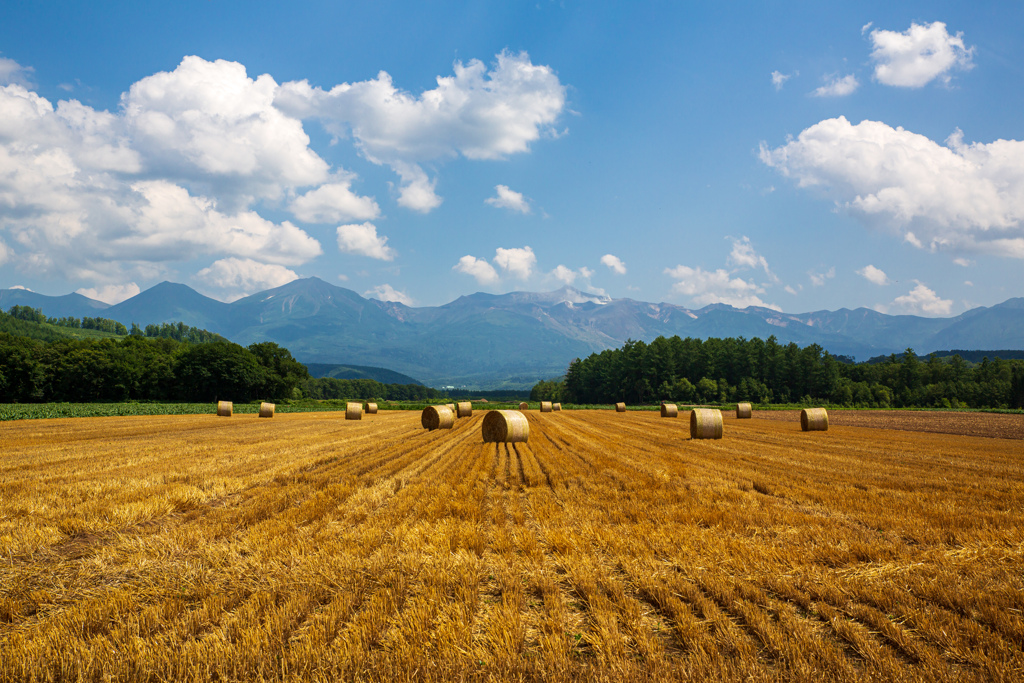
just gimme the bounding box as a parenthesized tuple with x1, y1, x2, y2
(751, 409, 1024, 439)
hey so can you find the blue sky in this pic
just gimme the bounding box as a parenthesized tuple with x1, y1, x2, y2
(1, 1, 1022, 317)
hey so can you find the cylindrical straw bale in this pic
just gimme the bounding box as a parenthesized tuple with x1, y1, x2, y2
(553, 403, 562, 411)
(421, 405, 455, 430)
(258, 402, 275, 418)
(216, 400, 232, 417)
(801, 407, 829, 431)
(365, 402, 378, 414)
(540, 401, 553, 413)
(519, 402, 529, 410)
(661, 403, 678, 418)
(456, 401, 472, 418)
(736, 402, 752, 419)
(615, 402, 626, 412)
(345, 402, 362, 420)
(482, 410, 530, 443)
(690, 409, 724, 439)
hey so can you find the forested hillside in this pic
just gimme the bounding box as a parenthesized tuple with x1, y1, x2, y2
(532, 335, 1024, 409)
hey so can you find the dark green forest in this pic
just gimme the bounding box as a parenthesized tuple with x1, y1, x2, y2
(0, 307, 440, 404)
(532, 335, 1024, 410)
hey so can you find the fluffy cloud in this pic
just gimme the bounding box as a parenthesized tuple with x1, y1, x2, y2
(485, 184, 530, 213)
(494, 246, 536, 279)
(122, 56, 331, 207)
(811, 74, 859, 97)
(453, 255, 499, 284)
(869, 22, 974, 88)
(391, 161, 442, 213)
(771, 70, 793, 91)
(336, 222, 396, 260)
(600, 254, 627, 275)
(760, 117, 1024, 258)
(857, 264, 890, 285)
(364, 283, 414, 306)
(194, 258, 298, 301)
(0, 56, 361, 292)
(664, 265, 780, 310)
(550, 265, 578, 286)
(879, 282, 953, 316)
(953, 257, 973, 267)
(75, 282, 141, 304)
(290, 175, 380, 223)
(276, 50, 566, 211)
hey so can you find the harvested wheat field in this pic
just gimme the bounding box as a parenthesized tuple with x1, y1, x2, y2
(1, 410, 1023, 682)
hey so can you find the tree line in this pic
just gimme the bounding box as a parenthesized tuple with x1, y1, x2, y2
(0, 312, 439, 404)
(6, 306, 224, 343)
(532, 335, 1024, 409)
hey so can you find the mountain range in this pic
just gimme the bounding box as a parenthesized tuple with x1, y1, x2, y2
(3, 278, 1023, 389)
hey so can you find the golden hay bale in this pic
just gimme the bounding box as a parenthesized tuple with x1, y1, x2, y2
(258, 402, 275, 418)
(540, 401, 553, 413)
(519, 402, 529, 410)
(801, 407, 829, 431)
(482, 410, 529, 443)
(365, 402, 378, 414)
(690, 409, 723, 439)
(216, 401, 232, 417)
(615, 402, 626, 412)
(736, 402, 752, 419)
(661, 403, 678, 418)
(422, 405, 455, 431)
(345, 402, 362, 420)
(553, 403, 562, 411)
(446, 403, 456, 414)
(456, 401, 472, 418)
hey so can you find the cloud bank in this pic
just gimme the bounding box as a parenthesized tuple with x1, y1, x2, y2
(760, 117, 1024, 258)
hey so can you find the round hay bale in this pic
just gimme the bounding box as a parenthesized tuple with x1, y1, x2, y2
(345, 402, 362, 420)
(736, 402, 752, 419)
(216, 401, 233, 417)
(365, 402, 378, 414)
(258, 402, 275, 418)
(482, 410, 530, 443)
(801, 407, 829, 432)
(519, 402, 529, 410)
(456, 401, 472, 418)
(615, 402, 626, 412)
(690, 409, 723, 439)
(553, 403, 562, 411)
(422, 405, 455, 431)
(540, 401, 553, 413)
(661, 403, 678, 418)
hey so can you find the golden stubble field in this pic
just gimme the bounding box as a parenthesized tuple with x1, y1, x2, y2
(1, 409, 1022, 682)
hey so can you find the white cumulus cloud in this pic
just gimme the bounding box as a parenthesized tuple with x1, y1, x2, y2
(194, 258, 298, 302)
(364, 283, 414, 306)
(551, 265, 577, 286)
(453, 255, 499, 284)
(869, 21, 974, 88)
(290, 175, 380, 223)
(760, 117, 1024, 258)
(275, 50, 566, 213)
(494, 246, 536, 279)
(485, 184, 531, 213)
(75, 282, 141, 304)
(0, 57, 34, 87)
(600, 254, 627, 275)
(664, 265, 780, 310)
(811, 73, 859, 97)
(336, 222, 395, 261)
(880, 282, 953, 316)
(857, 264, 890, 286)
